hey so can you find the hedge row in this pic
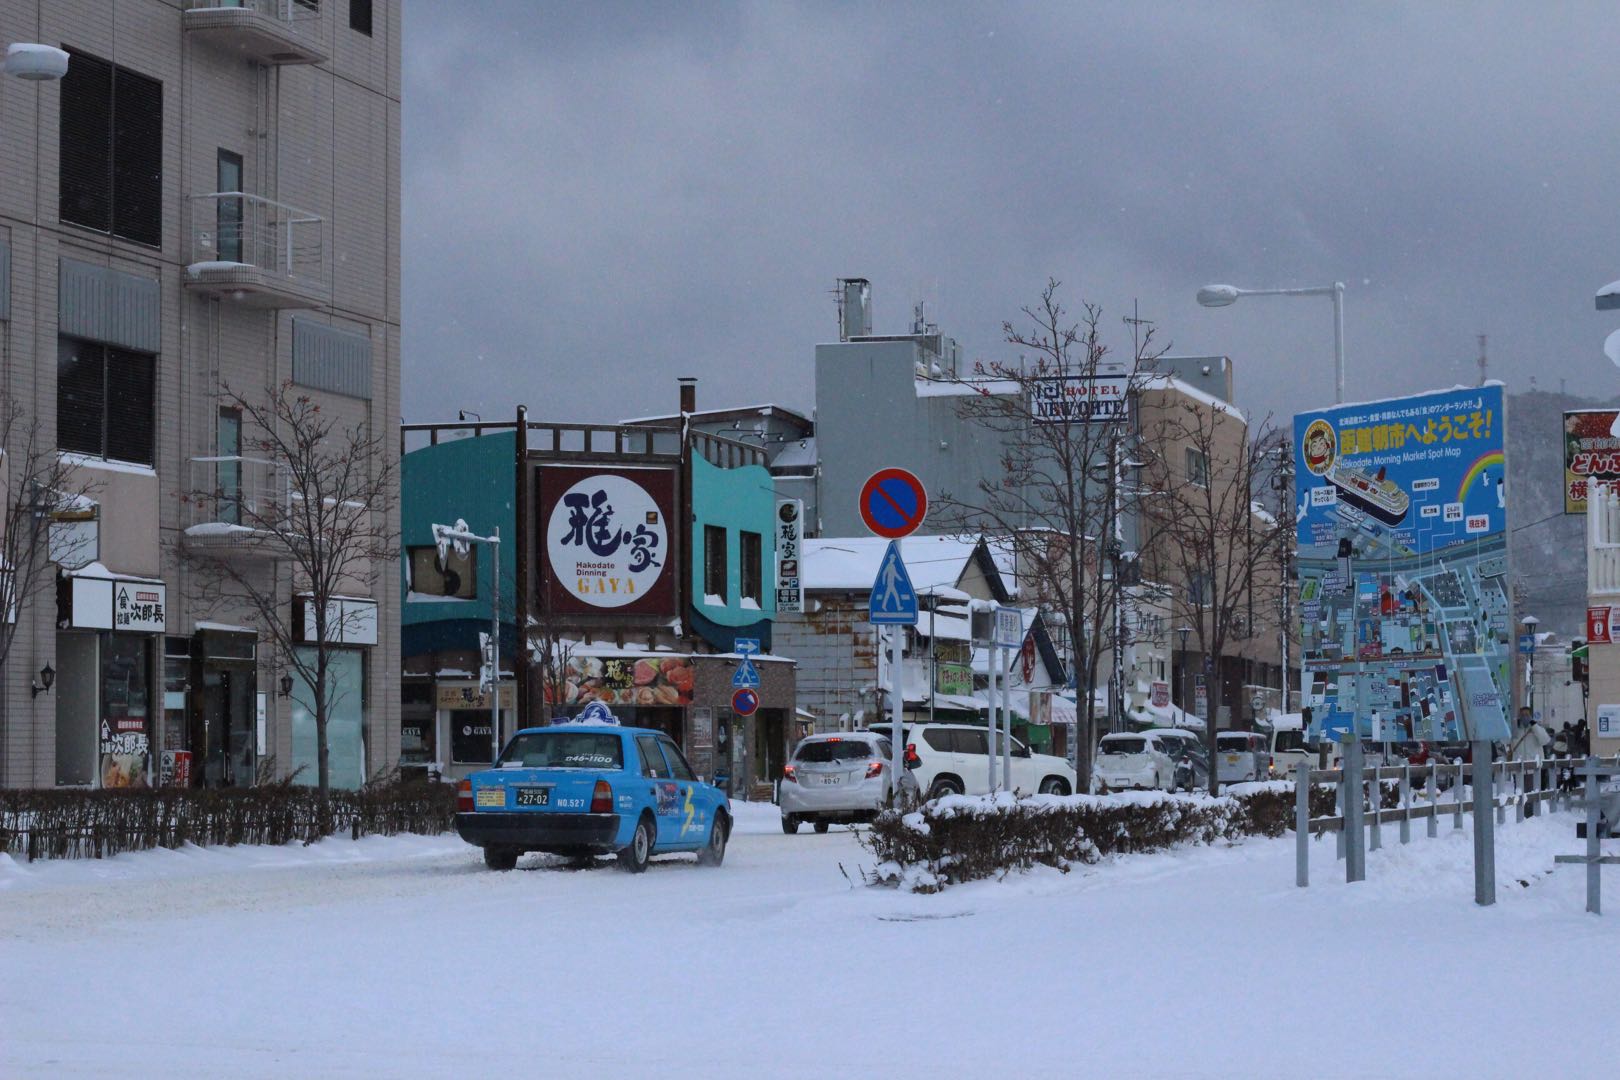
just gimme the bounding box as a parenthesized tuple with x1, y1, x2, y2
(0, 776, 458, 862)
(863, 782, 1339, 893)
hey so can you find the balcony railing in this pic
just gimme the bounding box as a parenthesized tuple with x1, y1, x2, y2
(1590, 485, 1620, 598)
(182, 0, 327, 66)
(185, 192, 327, 308)
(181, 455, 292, 561)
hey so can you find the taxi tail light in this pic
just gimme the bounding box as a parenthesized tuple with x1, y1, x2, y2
(783, 765, 797, 783)
(590, 780, 613, 814)
(456, 779, 473, 813)
(866, 761, 884, 778)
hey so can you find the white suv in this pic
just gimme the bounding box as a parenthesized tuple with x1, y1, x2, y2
(870, 723, 1075, 799)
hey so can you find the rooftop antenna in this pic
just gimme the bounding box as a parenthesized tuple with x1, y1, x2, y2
(913, 300, 927, 335)
(1476, 333, 1487, 387)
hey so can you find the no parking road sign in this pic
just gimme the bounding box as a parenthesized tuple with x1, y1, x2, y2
(732, 687, 760, 716)
(859, 468, 928, 539)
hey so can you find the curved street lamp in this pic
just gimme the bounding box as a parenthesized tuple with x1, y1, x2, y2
(1197, 282, 1346, 403)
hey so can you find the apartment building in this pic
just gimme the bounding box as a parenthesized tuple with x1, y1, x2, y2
(0, 0, 400, 789)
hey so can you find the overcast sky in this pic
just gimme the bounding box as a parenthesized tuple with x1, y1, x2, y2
(401, 2, 1620, 431)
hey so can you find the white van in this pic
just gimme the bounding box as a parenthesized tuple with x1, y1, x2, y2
(1216, 731, 1268, 784)
(1269, 721, 1339, 777)
(1095, 731, 1177, 792)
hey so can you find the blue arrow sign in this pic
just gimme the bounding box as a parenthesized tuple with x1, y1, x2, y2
(1518, 633, 1535, 655)
(733, 637, 760, 656)
(869, 540, 918, 625)
(732, 659, 761, 688)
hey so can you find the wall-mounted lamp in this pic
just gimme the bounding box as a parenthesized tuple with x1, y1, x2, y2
(279, 672, 295, 698)
(32, 663, 55, 698)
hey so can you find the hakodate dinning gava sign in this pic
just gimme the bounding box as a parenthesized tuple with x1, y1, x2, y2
(1294, 384, 1511, 743)
(538, 465, 676, 617)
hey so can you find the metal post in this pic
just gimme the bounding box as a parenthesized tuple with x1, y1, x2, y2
(1453, 762, 1464, 830)
(1426, 765, 1437, 839)
(987, 632, 999, 793)
(1332, 282, 1345, 404)
(1335, 768, 1346, 861)
(890, 626, 904, 804)
(1585, 758, 1602, 915)
(491, 527, 502, 764)
(1369, 766, 1382, 852)
(1496, 761, 1507, 825)
(1515, 762, 1525, 823)
(1295, 761, 1310, 887)
(1473, 740, 1495, 906)
(1399, 766, 1411, 844)
(1000, 644, 1013, 792)
(1344, 736, 1365, 883)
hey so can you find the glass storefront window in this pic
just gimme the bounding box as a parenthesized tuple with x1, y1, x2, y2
(100, 634, 152, 788)
(450, 710, 496, 765)
(401, 681, 436, 767)
(289, 648, 366, 789)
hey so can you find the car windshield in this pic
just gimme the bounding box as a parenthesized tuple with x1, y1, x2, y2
(795, 739, 879, 763)
(1274, 731, 1306, 753)
(499, 731, 623, 769)
(1101, 738, 1146, 755)
(1217, 734, 1249, 750)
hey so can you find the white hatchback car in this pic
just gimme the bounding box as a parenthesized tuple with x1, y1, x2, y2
(878, 723, 1076, 799)
(1216, 731, 1268, 784)
(1095, 731, 1177, 792)
(778, 731, 919, 834)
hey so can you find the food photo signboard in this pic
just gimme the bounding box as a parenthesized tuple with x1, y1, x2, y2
(538, 465, 677, 617)
(1294, 384, 1511, 743)
(544, 655, 696, 709)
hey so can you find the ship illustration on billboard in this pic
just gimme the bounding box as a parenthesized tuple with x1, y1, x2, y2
(1326, 464, 1410, 526)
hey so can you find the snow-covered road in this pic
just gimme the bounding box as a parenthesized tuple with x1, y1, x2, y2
(3, 802, 1617, 1078)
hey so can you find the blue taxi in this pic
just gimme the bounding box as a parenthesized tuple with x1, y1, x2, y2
(454, 703, 731, 872)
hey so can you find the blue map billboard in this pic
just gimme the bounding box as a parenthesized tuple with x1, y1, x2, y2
(1294, 384, 1511, 743)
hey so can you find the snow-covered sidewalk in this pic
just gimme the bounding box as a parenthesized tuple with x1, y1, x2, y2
(2, 802, 1616, 1078)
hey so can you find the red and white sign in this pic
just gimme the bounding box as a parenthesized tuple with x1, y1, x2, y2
(1151, 681, 1170, 708)
(858, 468, 928, 539)
(1591, 606, 1614, 645)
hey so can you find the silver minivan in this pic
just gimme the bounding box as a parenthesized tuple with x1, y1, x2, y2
(1215, 731, 1268, 784)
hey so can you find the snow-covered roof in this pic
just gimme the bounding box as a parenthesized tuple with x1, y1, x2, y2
(803, 535, 1007, 593)
(913, 376, 1020, 398)
(1599, 280, 1620, 300)
(1137, 374, 1246, 421)
(770, 438, 817, 470)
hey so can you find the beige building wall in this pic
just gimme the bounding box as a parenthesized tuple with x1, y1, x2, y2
(0, 0, 402, 788)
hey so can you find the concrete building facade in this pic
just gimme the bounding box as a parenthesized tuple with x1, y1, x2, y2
(1, 1, 401, 789)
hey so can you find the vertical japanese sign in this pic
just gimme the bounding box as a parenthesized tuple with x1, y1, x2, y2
(1563, 409, 1620, 514)
(1294, 385, 1510, 742)
(774, 499, 803, 613)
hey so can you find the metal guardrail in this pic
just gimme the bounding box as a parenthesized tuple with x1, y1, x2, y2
(1292, 756, 1612, 903)
(189, 192, 323, 280)
(183, 0, 321, 27)
(1553, 759, 1620, 914)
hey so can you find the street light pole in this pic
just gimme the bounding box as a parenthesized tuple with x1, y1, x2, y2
(1176, 625, 1193, 723)
(1197, 282, 1346, 404)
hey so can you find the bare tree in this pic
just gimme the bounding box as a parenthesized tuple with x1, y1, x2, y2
(935, 280, 1160, 791)
(1138, 396, 1289, 794)
(183, 382, 397, 805)
(1, 394, 98, 670)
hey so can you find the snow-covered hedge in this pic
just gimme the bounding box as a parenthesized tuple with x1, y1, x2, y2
(864, 782, 1336, 892)
(0, 775, 457, 861)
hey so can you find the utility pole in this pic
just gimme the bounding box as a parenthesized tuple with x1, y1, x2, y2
(1477, 333, 1488, 387)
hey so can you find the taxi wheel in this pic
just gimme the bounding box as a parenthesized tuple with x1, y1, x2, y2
(781, 814, 800, 834)
(483, 846, 518, 871)
(698, 813, 729, 867)
(813, 821, 830, 834)
(618, 816, 654, 874)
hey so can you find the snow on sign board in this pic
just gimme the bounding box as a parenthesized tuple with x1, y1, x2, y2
(859, 468, 927, 539)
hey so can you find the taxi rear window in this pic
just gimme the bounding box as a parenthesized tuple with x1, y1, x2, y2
(499, 732, 624, 769)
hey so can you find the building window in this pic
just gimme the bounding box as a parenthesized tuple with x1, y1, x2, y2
(350, 0, 373, 35)
(57, 337, 156, 465)
(407, 545, 476, 599)
(704, 525, 727, 602)
(1185, 447, 1209, 488)
(216, 150, 243, 262)
(59, 50, 162, 247)
(740, 531, 762, 607)
(1188, 572, 1209, 606)
(217, 407, 242, 525)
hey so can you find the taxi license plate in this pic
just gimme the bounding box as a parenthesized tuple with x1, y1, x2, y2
(515, 787, 551, 807)
(475, 787, 505, 808)
(821, 775, 842, 785)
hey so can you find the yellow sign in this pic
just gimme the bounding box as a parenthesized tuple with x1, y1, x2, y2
(437, 682, 516, 710)
(475, 787, 505, 807)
